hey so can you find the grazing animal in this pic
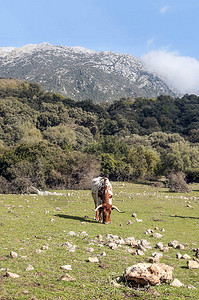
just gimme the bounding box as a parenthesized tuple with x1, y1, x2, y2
(91, 176, 123, 224)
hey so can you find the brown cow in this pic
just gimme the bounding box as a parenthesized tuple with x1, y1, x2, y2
(91, 176, 123, 224)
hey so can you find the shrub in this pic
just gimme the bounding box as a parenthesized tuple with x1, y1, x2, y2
(167, 172, 189, 193)
(0, 176, 11, 194)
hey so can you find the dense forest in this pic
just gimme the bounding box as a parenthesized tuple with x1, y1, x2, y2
(0, 78, 199, 193)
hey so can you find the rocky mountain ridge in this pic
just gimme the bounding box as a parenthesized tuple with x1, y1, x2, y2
(0, 42, 176, 103)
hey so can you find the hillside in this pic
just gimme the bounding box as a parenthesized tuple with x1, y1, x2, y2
(0, 43, 177, 103)
(0, 79, 199, 193)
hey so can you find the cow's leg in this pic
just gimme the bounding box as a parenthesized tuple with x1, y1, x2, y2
(98, 208, 103, 222)
(95, 209, 99, 221)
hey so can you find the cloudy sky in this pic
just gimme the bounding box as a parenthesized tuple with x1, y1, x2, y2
(1, 0, 199, 94)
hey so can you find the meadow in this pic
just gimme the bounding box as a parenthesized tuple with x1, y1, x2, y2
(0, 182, 199, 299)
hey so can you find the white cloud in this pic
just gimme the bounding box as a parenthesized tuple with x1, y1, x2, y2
(160, 6, 169, 14)
(141, 50, 199, 94)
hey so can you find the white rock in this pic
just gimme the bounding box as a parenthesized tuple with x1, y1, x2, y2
(6, 271, 19, 278)
(152, 252, 163, 259)
(41, 245, 49, 250)
(88, 257, 99, 263)
(60, 265, 72, 271)
(35, 249, 42, 253)
(10, 251, 18, 259)
(170, 278, 184, 287)
(26, 265, 34, 271)
(153, 233, 163, 238)
(168, 240, 180, 248)
(182, 254, 191, 260)
(59, 273, 76, 281)
(187, 260, 199, 269)
(86, 247, 94, 252)
(67, 231, 76, 236)
(176, 253, 182, 259)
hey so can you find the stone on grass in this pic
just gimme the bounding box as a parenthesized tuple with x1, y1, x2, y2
(35, 249, 42, 254)
(152, 252, 163, 259)
(170, 278, 184, 287)
(59, 273, 76, 281)
(88, 257, 99, 263)
(67, 231, 76, 236)
(10, 251, 18, 259)
(187, 260, 199, 269)
(145, 229, 154, 235)
(182, 254, 191, 260)
(60, 265, 72, 271)
(149, 257, 160, 264)
(41, 245, 49, 250)
(86, 247, 94, 252)
(176, 244, 185, 250)
(168, 240, 180, 248)
(176, 253, 182, 259)
(187, 284, 196, 289)
(124, 263, 173, 286)
(152, 233, 163, 239)
(26, 265, 34, 271)
(6, 271, 19, 279)
(136, 249, 145, 256)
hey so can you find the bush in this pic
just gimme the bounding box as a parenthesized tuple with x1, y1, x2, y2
(167, 172, 189, 193)
(0, 176, 11, 194)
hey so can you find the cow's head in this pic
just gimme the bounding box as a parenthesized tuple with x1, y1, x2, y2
(95, 203, 123, 224)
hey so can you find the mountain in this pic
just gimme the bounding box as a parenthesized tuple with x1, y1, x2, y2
(0, 42, 177, 103)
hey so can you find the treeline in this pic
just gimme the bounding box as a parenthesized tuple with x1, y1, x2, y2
(0, 79, 199, 193)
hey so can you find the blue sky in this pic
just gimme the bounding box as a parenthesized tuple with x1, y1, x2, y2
(1, 0, 199, 93)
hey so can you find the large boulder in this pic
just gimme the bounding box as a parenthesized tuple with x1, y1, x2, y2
(124, 263, 173, 286)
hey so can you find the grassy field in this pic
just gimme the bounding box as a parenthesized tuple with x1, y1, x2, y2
(0, 182, 199, 299)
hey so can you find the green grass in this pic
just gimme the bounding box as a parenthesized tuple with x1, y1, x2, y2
(0, 182, 199, 299)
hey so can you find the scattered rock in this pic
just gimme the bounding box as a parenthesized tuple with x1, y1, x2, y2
(35, 249, 42, 254)
(145, 229, 154, 235)
(152, 252, 163, 259)
(124, 263, 173, 286)
(176, 253, 182, 259)
(182, 254, 191, 260)
(127, 220, 133, 225)
(187, 260, 199, 269)
(6, 271, 20, 279)
(110, 280, 121, 287)
(170, 278, 184, 287)
(168, 240, 180, 248)
(88, 257, 99, 263)
(59, 273, 76, 281)
(148, 257, 160, 264)
(41, 245, 49, 250)
(136, 218, 143, 222)
(60, 265, 72, 271)
(176, 244, 185, 250)
(187, 284, 196, 289)
(86, 247, 94, 252)
(100, 251, 106, 256)
(152, 233, 163, 238)
(67, 231, 76, 236)
(96, 234, 103, 241)
(10, 251, 18, 259)
(26, 265, 34, 271)
(132, 213, 137, 218)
